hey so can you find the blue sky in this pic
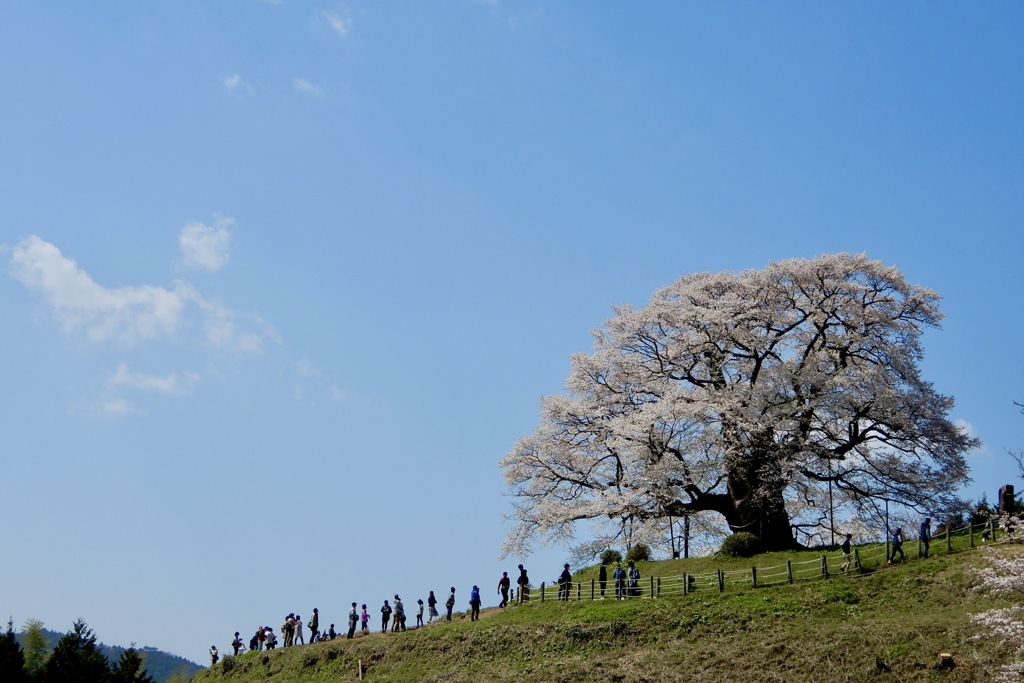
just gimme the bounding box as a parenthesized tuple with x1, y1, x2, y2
(2, 1, 1022, 666)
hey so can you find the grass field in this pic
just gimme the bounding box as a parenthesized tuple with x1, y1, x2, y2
(194, 537, 1024, 682)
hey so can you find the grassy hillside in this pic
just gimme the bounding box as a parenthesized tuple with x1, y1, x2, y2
(194, 540, 1024, 682)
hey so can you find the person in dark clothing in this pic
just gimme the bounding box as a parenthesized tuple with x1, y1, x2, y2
(231, 632, 243, 655)
(328, 624, 337, 640)
(380, 600, 392, 633)
(427, 591, 439, 623)
(598, 562, 608, 599)
(888, 528, 905, 564)
(558, 563, 572, 601)
(498, 572, 511, 607)
(517, 565, 530, 603)
(920, 518, 932, 558)
(309, 608, 319, 643)
(469, 585, 481, 621)
(445, 587, 456, 621)
(840, 533, 853, 574)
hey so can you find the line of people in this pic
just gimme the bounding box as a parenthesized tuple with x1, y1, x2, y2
(218, 562, 584, 666)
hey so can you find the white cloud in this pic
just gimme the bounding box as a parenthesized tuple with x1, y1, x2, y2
(223, 74, 254, 97)
(323, 10, 352, 38)
(293, 78, 327, 96)
(180, 216, 232, 271)
(295, 359, 321, 378)
(9, 235, 280, 352)
(107, 362, 200, 395)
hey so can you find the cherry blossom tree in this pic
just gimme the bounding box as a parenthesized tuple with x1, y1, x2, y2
(501, 253, 977, 556)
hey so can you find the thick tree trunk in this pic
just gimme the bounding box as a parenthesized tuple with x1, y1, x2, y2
(721, 448, 800, 551)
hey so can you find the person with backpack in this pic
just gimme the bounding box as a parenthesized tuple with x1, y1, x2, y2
(250, 628, 261, 652)
(920, 518, 932, 558)
(264, 627, 277, 650)
(469, 585, 482, 621)
(393, 595, 407, 632)
(445, 587, 456, 621)
(231, 632, 243, 656)
(209, 645, 219, 666)
(497, 572, 511, 607)
(613, 562, 626, 599)
(380, 600, 392, 633)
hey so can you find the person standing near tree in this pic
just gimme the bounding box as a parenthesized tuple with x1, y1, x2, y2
(920, 518, 932, 558)
(627, 561, 640, 598)
(497, 571, 511, 607)
(517, 565, 530, 603)
(613, 562, 626, 599)
(598, 562, 608, 599)
(558, 563, 572, 601)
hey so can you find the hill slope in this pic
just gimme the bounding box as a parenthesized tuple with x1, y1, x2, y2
(194, 542, 1024, 683)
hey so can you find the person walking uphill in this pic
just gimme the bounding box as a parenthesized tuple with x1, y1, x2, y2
(469, 585, 482, 621)
(920, 518, 932, 558)
(889, 527, 905, 564)
(498, 572, 511, 608)
(309, 608, 319, 643)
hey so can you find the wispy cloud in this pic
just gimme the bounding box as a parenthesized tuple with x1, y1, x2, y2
(322, 10, 352, 38)
(9, 235, 280, 352)
(180, 216, 232, 271)
(107, 362, 200, 395)
(223, 74, 254, 97)
(293, 78, 327, 96)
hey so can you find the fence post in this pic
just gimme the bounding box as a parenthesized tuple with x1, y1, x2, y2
(787, 560, 793, 584)
(718, 569, 724, 592)
(650, 576, 654, 598)
(970, 521, 975, 548)
(821, 555, 828, 578)
(590, 579, 594, 601)
(577, 581, 581, 600)
(751, 566, 757, 589)
(683, 573, 688, 596)
(946, 525, 951, 553)
(541, 582, 545, 602)
(853, 548, 861, 572)
(656, 576, 661, 597)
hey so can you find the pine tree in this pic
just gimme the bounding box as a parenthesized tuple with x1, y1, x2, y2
(22, 619, 49, 678)
(38, 620, 110, 683)
(110, 647, 154, 683)
(0, 619, 29, 683)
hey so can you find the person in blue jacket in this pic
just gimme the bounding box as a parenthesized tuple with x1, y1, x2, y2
(469, 585, 482, 621)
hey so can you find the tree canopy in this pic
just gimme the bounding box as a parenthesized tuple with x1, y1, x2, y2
(501, 253, 977, 556)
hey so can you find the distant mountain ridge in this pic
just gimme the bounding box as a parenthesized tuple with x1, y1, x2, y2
(15, 627, 202, 682)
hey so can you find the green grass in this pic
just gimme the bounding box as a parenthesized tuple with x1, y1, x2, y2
(194, 540, 1023, 683)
